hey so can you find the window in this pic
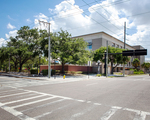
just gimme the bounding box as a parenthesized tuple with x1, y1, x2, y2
(116, 45, 119, 48)
(112, 43, 115, 47)
(86, 40, 92, 50)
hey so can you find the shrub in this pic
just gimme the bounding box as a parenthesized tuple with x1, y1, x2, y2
(30, 69, 38, 74)
(129, 69, 134, 71)
(96, 74, 101, 77)
(133, 70, 144, 74)
(42, 69, 56, 76)
(70, 71, 76, 75)
(75, 71, 82, 74)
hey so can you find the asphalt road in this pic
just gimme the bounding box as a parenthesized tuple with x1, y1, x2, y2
(0, 75, 150, 120)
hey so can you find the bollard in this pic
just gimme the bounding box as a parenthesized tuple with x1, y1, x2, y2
(63, 74, 65, 79)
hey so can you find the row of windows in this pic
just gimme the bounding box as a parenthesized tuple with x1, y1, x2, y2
(112, 43, 123, 49)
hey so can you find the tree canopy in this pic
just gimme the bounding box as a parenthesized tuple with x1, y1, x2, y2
(0, 26, 41, 72)
(93, 46, 130, 74)
(40, 29, 93, 73)
(132, 58, 140, 70)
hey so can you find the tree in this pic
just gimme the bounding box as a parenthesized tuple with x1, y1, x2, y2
(6, 26, 41, 72)
(93, 46, 130, 74)
(141, 62, 150, 72)
(40, 29, 92, 73)
(132, 58, 140, 70)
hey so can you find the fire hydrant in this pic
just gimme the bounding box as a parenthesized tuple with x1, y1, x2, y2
(63, 74, 65, 79)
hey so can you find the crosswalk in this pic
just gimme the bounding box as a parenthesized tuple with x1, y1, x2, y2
(0, 87, 150, 120)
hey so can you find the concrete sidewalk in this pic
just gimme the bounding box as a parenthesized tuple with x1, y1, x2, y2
(0, 72, 106, 81)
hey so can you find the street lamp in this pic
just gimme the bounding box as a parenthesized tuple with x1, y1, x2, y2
(97, 60, 100, 74)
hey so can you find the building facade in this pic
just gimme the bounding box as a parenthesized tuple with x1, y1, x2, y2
(73, 32, 145, 74)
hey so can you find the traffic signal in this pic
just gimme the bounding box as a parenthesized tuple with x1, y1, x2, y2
(123, 49, 147, 56)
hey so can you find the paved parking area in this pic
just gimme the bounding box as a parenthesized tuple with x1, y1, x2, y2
(0, 75, 150, 120)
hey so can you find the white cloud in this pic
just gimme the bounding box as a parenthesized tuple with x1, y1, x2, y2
(7, 23, 16, 29)
(8, 15, 16, 21)
(34, 13, 48, 20)
(0, 38, 6, 47)
(5, 30, 18, 39)
(32, 0, 150, 59)
(26, 18, 31, 23)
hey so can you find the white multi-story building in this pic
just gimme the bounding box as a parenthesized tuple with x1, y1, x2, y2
(73, 31, 145, 74)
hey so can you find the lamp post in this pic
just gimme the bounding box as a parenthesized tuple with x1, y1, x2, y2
(97, 60, 100, 74)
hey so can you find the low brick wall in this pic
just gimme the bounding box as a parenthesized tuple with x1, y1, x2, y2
(120, 70, 134, 75)
(40, 65, 92, 73)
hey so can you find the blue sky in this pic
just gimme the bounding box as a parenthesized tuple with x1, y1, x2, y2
(0, 0, 150, 60)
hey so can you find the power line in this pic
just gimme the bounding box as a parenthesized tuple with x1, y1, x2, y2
(82, 0, 122, 31)
(65, 0, 120, 35)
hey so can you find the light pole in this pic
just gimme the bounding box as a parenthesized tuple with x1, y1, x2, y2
(39, 20, 51, 78)
(97, 60, 100, 74)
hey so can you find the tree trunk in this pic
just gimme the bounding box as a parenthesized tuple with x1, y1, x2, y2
(19, 64, 22, 72)
(62, 63, 65, 74)
(111, 61, 113, 74)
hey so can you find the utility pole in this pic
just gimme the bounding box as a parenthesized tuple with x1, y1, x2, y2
(123, 22, 126, 77)
(39, 20, 51, 78)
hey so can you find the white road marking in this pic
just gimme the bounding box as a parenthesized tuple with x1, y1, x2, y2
(9, 87, 150, 119)
(133, 111, 146, 120)
(21, 98, 65, 112)
(12, 96, 56, 108)
(34, 104, 70, 119)
(0, 89, 18, 94)
(0, 91, 31, 98)
(70, 105, 96, 120)
(3, 94, 46, 105)
(100, 107, 121, 120)
(94, 103, 101, 106)
(76, 100, 85, 102)
(86, 83, 98, 86)
(0, 103, 35, 120)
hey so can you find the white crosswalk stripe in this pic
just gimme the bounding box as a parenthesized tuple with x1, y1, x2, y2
(0, 88, 150, 120)
(100, 107, 121, 120)
(3, 94, 46, 105)
(12, 96, 56, 108)
(0, 91, 31, 99)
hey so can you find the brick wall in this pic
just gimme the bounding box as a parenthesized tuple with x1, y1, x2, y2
(40, 65, 92, 73)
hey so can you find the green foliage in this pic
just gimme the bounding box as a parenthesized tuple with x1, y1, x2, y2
(0, 26, 41, 72)
(96, 74, 101, 77)
(129, 68, 134, 71)
(132, 58, 140, 70)
(93, 46, 130, 74)
(134, 70, 144, 74)
(42, 69, 48, 76)
(42, 69, 55, 76)
(141, 62, 150, 70)
(30, 69, 38, 74)
(40, 29, 92, 73)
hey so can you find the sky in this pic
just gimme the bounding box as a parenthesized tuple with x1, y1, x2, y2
(0, 0, 150, 61)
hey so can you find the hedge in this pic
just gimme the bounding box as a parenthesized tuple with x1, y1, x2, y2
(42, 69, 55, 76)
(30, 69, 38, 74)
